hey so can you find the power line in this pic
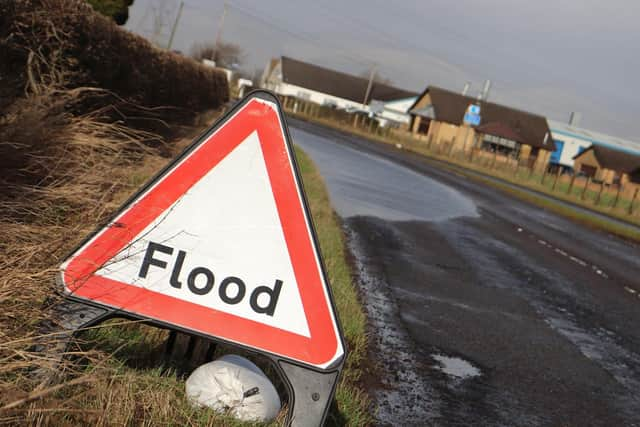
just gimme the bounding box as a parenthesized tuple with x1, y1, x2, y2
(223, 2, 467, 89)
(167, 1, 184, 49)
(224, 3, 375, 68)
(172, 0, 452, 90)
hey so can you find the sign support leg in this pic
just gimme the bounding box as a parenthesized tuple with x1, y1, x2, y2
(36, 298, 343, 426)
(34, 299, 112, 383)
(275, 358, 342, 427)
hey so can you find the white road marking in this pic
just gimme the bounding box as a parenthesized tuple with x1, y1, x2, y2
(624, 287, 637, 294)
(569, 256, 588, 267)
(555, 248, 568, 257)
(532, 234, 608, 278)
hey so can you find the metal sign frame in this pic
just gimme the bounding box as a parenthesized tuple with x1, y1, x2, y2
(39, 91, 346, 426)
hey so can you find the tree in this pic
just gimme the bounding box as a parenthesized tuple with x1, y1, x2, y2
(87, 0, 134, 25)
(190, 41, 245, 69)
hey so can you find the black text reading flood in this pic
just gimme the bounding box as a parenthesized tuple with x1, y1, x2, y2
(138, 241, 283, 316)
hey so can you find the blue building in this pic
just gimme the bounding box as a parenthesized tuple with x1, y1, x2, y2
(549, 118, 640, 172)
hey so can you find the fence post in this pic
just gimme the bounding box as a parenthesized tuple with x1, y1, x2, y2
(567, 173, 576, 195)
(629, 188, 639, 215)
(581, 177, 591, 200)
(613, 184, 622, 209)
(551, 168, 561, 191)
(595, 181, 605, 205)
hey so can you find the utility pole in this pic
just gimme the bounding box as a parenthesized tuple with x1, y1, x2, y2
(214, 1, 228, 63)
(362, 63, 377, 108)
(167, 1, 184, 50)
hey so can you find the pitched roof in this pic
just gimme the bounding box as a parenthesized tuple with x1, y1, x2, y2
(573, 145, 640, 173)
(410, 86, 554, 150)
(280, 56, 417, 104)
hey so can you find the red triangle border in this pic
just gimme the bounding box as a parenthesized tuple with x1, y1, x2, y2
(62, 97, 342, 368)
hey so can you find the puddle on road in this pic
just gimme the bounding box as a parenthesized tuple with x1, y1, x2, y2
(432, 355, 481, 379)
(291, 127, 478, 222)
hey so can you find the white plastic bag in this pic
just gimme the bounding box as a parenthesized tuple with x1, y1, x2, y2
(185, 354, 281, 422)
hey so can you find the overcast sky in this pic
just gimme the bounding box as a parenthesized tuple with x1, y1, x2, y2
(126, 0, 640, 140)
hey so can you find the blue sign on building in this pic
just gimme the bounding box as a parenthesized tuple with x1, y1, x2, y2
(463, 104, 481, 126)
(550, 139, 564, 164)
(463, 112, 481, 126)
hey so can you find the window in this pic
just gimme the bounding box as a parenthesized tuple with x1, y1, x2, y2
(580, 164, 597, 177)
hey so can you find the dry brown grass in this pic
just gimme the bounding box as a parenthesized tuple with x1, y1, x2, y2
(0, 121, 257, 425)
(0, 1, 237, 424)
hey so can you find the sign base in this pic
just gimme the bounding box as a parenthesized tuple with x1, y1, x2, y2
(35, 298, 341, 426)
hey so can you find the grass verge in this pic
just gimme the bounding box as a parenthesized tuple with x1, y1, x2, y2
(294, 147, 371, 426)
(439, 163, 640, 242)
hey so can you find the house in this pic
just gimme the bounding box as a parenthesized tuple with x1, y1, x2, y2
(549, 119, 640, 172)
(572, 145, 640, 186)
(237, 78, 253, 98)
(260, 56, 416, 113)
(409, 86, 554, 170)
(202, 59, 233, 83)
(369, 96, 418, 128)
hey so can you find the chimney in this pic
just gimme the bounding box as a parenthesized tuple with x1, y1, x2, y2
(480, 79, 492, 101)
(569, 112, 582, 127)
(462, 82, 470, 96)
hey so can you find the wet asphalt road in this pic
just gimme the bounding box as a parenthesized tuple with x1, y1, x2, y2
(289, 118, 640, 426)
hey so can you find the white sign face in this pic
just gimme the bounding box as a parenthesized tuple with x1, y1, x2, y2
(95, 131, 310, 337)
(60, 95, 344, 370)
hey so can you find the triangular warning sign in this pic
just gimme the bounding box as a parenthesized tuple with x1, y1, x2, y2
(59, 92, 345, 369)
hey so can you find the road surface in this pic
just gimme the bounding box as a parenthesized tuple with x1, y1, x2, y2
(289, 118, 640, 427)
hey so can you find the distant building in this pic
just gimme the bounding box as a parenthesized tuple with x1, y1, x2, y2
(237, 78, 253, 98)
(572, 145, 640, 186)
(369, 96, 418, 127)
(260, 56, 416, 114)
(202, 59, 233, 83)
(409, 86, 554, 170)
(549, 119, 640, 171)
